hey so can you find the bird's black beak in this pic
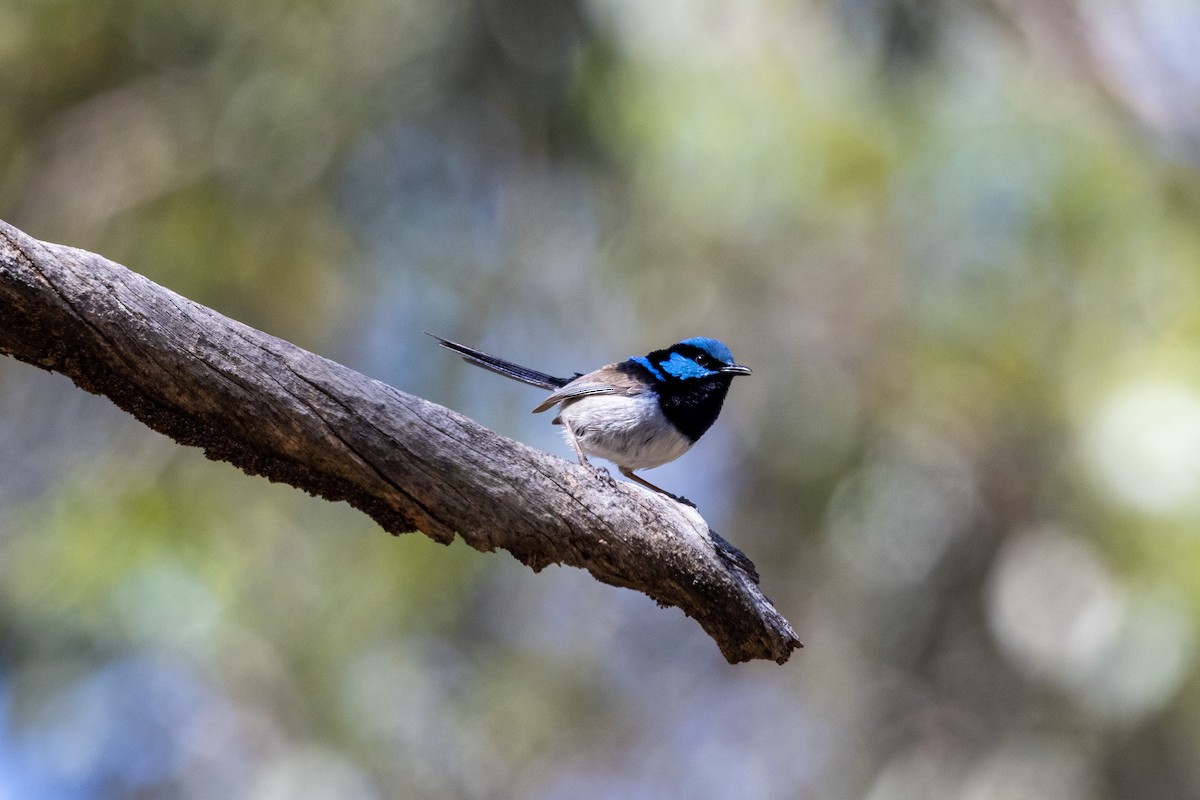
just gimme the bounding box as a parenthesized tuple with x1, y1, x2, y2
(721, 364, 752, 376)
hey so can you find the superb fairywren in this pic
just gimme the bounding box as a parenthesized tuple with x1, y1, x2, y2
(431, 334, 752, 504)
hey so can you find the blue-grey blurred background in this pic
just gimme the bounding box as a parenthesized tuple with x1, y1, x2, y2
(3, 1, 1200, 797)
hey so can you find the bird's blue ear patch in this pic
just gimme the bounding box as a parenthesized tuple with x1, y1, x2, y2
(632, 356, 665, 381)
(660, 351, 718, 379)
(679, 337, 735, 365)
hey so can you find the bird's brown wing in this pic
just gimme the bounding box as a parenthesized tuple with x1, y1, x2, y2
(530, 364, 649, 414)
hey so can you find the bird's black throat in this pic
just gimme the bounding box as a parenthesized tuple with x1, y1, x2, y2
(654, 375, 736, 443)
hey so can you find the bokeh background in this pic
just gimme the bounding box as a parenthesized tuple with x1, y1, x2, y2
(3, 0, 1200, 797)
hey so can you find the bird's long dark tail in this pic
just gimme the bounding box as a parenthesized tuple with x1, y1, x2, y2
(428, 334, 572, 389)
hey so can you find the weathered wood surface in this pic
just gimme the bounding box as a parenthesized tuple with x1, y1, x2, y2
(0, 219, 801, 664)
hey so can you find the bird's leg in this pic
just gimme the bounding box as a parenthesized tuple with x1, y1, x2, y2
(560, 417, 589, 464)
(619, 467, 696, 508)
(561, 419, 615, 485)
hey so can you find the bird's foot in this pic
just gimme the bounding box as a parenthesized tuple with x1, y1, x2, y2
(661, 490, 697, 509)
(584, 461, 618, 488)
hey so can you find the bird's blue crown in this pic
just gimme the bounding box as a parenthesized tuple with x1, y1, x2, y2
(679, 337, 736, 365)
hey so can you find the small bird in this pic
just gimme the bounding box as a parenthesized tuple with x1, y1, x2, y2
(431, 333, 752, 504)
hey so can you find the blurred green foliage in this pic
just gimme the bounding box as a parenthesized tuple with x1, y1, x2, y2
(3, 0, 1200, 797)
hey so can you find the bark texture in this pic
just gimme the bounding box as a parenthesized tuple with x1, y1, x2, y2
(0, 219, 801, 664)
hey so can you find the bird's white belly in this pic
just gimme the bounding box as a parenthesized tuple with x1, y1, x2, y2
(556, 393, 692, 471)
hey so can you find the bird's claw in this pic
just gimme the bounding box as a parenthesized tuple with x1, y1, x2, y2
(586, 462, 618, 487)
(666, 492, 697, 508)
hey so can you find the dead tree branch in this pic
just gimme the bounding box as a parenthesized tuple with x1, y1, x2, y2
(0, 219, 801, 664)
